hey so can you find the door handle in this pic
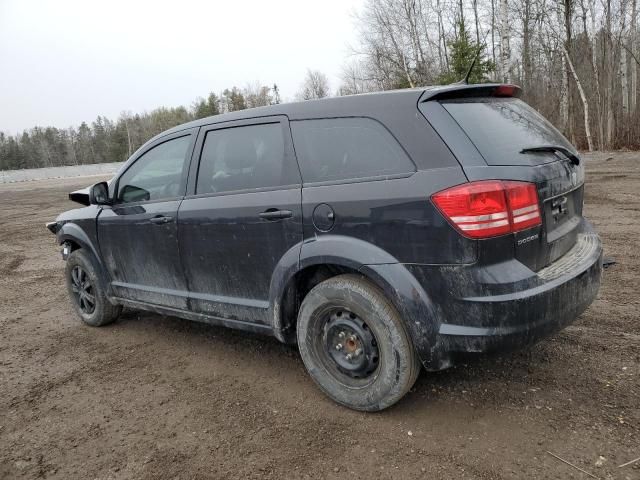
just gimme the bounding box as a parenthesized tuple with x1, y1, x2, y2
(259, 209, 293, 220)
(149, 215, 173, 224)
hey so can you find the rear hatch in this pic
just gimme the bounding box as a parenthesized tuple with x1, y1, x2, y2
(420, 87, 584, 271)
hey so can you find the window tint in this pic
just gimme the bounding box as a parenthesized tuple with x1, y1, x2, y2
(117, 135, 191, 203)
(290, 117, 415, 183)
(196, 123, 296, 194)
(441, 97, 574, 166)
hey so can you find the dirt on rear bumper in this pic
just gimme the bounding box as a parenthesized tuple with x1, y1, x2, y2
(432, 227, 602, 367)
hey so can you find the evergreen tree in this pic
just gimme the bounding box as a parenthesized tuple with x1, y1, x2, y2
(0, 83, 268, 170)
(437, 18, 495, 85)
(192, 92, 221, 119)
(222, 87, 247, 112)
(273, 84, 281, 104)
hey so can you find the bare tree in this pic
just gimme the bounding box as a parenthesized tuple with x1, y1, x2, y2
(499, 0, 511, 81)
(297, 69, 330, 100)
(339, 61, 375, 95)
(605, 0, 614, 147)
(436, 0, 449, 71)
(7, 0, 640, 171)
(243, 82, 273, 108)
(341, 0, 640, 150)
(586, 0, 605, 149)
(563, 45, 594, 151)
(631, 0, 638, 114)
(621, 36, 629, 120)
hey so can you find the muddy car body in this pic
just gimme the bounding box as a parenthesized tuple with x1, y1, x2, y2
(48, 84, 602, 411)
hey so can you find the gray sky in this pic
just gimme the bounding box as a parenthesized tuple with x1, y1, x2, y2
(0, 0, 363, 134)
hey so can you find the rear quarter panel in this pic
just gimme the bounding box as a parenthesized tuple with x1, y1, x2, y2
(301, 169, 475, 264)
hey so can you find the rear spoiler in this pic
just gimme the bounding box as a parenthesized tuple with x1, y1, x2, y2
(419, 83, 522, 102)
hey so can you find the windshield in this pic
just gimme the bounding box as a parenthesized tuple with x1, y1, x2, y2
(441, 97, 575, 166)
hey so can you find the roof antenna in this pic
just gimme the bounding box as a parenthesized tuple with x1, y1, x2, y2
(455, 29, 491, 85)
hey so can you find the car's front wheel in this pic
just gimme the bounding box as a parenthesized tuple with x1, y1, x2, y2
(297, 274, 420, 411)
(65, 249, 121, 327)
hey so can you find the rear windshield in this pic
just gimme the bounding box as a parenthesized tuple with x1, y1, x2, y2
(441, 98, 573, 166)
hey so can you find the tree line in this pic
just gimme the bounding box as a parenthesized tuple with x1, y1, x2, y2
(0, 84, 283, 171)
(1, 0, 637, 170)
(339, 0, 638, 151)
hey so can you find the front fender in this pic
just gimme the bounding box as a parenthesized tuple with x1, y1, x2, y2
(56, 220, 119, 304)
(56, 222, 100, 261)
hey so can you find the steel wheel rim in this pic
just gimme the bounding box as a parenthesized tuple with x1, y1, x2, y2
(321, 308, 380, 380)
(70, 266, 96, 315)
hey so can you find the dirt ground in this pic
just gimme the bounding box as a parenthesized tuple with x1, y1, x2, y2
(0, 152, 638, 480)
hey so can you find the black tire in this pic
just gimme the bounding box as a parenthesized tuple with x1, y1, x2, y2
(65, 249, 121, 327)
(297, 274, 420, 411)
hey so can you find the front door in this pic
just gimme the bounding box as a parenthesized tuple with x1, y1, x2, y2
(98, 130, 196, 309)
(178, 117, 302, 324)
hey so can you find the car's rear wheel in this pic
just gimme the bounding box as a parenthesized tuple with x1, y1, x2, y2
(297, 274, 420, 411)
(65, 249, 121, 327)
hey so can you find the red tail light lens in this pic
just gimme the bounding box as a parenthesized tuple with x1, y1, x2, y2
(503, 181, 542, 231)
(432, 180, 541, 239)
(431, 180, 511, 238)
(493, 84, 518, 97)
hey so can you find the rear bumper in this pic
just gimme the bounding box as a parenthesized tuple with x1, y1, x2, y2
(361, 220, 602, 371)
(372, 219, 601, 371)
(428, 224, 602, 368)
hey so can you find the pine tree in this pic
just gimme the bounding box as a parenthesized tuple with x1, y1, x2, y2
(437, 17, 495, 85)
(192, 93, 221, 119)
(273, 84, 281, 104)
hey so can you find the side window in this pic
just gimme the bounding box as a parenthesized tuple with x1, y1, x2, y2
(196, 123, 297, 194)
(290, 117, 415, 183)
(117, 135, 191, 203)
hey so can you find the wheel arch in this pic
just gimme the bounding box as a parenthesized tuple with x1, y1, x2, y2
(269, 235, 442, 368)
(57, 222, 111, 288)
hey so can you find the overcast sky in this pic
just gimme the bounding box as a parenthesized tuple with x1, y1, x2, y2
(0, 0, 364, 134)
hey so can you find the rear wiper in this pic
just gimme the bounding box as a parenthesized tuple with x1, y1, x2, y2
(519, 146, 580, 165)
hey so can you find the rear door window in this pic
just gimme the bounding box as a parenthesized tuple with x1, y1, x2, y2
(440, 97, 574, 166)
(196, 123, 299, 194)
(290, 117, 415, 183)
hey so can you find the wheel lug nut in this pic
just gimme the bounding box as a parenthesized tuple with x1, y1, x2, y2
(355, 348, 362, 357)
(346, 353, 353, 361)
(335, 343, 343, 351)
(338, 331, 346, 339)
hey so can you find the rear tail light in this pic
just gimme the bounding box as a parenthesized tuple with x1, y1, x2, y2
(432, 180, 541, 239)
(503, 181, 541, 231)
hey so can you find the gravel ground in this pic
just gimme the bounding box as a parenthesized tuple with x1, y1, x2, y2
(0, 162, 122, 184)
(0, 153, 638, 479)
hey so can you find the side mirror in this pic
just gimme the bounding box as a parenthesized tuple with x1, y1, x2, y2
(119, 184, 150, 203)
(89, 182, 111, 205)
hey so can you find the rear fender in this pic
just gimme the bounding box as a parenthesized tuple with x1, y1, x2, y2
(269, 235, 441, 368)
(359, 262, 444, 370)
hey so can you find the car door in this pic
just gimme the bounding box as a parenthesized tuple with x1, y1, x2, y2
(98, 129, 197, 309)
(178, 116, 302, 324)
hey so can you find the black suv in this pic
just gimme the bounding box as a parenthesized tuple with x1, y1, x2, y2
(48, 84, 602, 411)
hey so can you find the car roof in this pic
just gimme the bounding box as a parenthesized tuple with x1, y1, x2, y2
(142, 83, 514, 148)
(159, 87, 426, 135)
